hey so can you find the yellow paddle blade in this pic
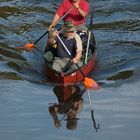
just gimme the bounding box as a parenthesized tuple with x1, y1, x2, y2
(24, 43, 35, 49)
(84, 77, 100, 89)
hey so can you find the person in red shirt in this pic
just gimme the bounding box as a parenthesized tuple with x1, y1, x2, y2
(48, 0, 89, 32)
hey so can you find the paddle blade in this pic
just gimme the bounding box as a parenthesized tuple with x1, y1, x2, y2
(23, 43, 35, 49)
(84, 77, 100, 89)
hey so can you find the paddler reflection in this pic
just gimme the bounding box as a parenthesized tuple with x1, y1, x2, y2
(49, 85, 86, 130)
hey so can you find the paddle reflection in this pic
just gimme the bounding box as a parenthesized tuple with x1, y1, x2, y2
(49, 85, 86, 130)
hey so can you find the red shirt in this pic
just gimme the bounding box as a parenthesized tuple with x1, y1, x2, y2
(56, 0, 89, 26)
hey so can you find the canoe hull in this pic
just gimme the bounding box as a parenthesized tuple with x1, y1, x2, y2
(45, 51, 96, 85)
(44, 30, 97, 85)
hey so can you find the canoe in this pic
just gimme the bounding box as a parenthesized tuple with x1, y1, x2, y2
(44, 29, 96, 85)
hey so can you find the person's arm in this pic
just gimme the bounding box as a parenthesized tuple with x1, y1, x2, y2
(48, 0, 66, 31)
(72, 33, 83, 63)
(72, 50, 82, 63)
(49, 106, 61, 128)
(48, 14, 60, 31)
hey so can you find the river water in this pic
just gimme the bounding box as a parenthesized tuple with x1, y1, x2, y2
(0, 0, 140, 140)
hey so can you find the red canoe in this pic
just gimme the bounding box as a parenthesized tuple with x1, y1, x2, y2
(44, 30, 96, 85)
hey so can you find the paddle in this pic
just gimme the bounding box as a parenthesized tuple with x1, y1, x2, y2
(89, 8, 94, 29)
(23, 6, 75, 50)
(87, 90, 99, 132)
(56, 34, 100, 89)
(84, 8, 99, 132)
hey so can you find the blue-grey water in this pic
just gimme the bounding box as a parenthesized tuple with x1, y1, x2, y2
(0, 0, 140, 140)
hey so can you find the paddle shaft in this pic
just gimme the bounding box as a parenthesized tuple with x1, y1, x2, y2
(84, 31, 91, 64)
(34, 6, 74, 45)
(89, 8, 94, 27)
(87, 90, 99, 132)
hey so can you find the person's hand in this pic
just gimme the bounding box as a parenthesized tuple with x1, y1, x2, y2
(72, 57, 78, 64)
(53, 30, 59, 37)
(48, 30, 58, 38)
(73, 2, 79, 9)
(48, 25, 54, 31)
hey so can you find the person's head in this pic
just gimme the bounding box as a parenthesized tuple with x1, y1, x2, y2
(64, 20, 75, 38)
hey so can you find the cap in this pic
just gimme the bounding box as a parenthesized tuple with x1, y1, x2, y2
(64, 21, 75, 32)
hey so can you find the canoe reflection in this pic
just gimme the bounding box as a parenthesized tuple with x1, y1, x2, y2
(49, 85, 86, 130)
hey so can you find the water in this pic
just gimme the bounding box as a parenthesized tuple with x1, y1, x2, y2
(0, 0, 140, 140)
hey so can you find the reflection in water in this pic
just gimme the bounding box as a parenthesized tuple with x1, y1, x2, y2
(0, 0, 140, 139)
(87, 90, 100, 132)
(49, 85, 86, 130)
